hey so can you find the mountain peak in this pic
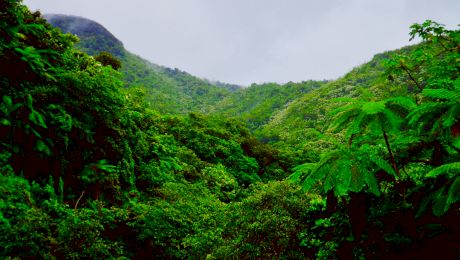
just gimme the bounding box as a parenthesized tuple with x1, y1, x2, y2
(44, 14, 124, 57)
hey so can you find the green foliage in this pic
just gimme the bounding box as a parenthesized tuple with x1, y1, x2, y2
(1, 2, 459, 258)
(212, 181, 323, 259)
(95, 51, 122, 70)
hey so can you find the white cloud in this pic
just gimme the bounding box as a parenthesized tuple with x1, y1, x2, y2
(24, 0, 460, 86)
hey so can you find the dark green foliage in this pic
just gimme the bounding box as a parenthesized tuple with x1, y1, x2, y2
(95, 51, 122, 70)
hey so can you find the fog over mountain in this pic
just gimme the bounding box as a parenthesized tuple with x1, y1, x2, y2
(24, 0, 460, 85)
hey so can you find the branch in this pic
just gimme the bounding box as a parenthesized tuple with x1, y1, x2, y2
(400, 65, 423, 92)
(74, 190, 85, 210)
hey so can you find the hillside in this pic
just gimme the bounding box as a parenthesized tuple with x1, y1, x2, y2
(45, 14, 238, 114)
(211, 80, 326, 131)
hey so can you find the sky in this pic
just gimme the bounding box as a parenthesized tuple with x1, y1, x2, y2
(24, 0, 459, 86)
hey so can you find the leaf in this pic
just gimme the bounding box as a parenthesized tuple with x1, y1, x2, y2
(370, 155, 398, 179)
(386, 96, 417, 110)
(2, 96, 12, 109)
(432, 187, 448, 217)
(415, 195, 432, 218)
(443, 105, 459, 129)
(365, 171, 380, 196)
(362, 101, 385, 115)
(408, 102, 449, 127)
(0, 118, 10, 126)
(452, 138, 460, 150)
(334, 159, 352, 196)
(446, 177, 460, 209)
(289, 163, 315, 183)
(301, 165, 327, 192)
(29, 110, 47, 128)
(35, 140, 51, 156)
(26, 94, 33, 109)
(422, 88, 459, 101)
(427, 162, 460, 178)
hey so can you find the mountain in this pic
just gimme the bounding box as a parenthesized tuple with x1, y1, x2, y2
(45, 14, 239, 114)
(43, 14, 125, 57)
(4, 3, 460, 258)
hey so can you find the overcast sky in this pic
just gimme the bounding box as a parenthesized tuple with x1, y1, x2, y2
(24, 0, 459, 86)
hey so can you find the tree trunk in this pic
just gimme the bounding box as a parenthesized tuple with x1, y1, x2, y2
(382, 129, 400, 178)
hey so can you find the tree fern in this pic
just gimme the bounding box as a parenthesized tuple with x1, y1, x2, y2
(423, 162, 460, 216)
(291, 147, 390, 197)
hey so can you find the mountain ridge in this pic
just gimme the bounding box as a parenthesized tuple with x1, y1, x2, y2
(44, 14, 240, 114)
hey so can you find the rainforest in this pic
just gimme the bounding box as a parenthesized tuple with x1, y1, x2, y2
(0, 1, 459, 259)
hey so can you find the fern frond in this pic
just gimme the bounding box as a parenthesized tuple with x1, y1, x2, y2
(362, 101, 385, 115)
(302, 163, 329, 192)
(422, 88, 459, 101)
(442, 104, 459, 129)
(334, 159, 352, 196)
(345, 113, 365, 139)
(329, 109, 358, 132)
(452, 138, 460, 150)
(382, 109, 403, 132)
(426, 162, 460, 178)
(386, 96, 417, 111)
(289, 163, 316, 182)
(432, 186, 448, 217)
(446, 177, 460, 210)
(365, 171, 381, 196)
(370, 155, 398, 179)
(407, 102, 449, 126)
(330, 102, 360, 116)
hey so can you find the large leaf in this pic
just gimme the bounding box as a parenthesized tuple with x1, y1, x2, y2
(365, 171, 380, 196)
(446, 177, 460, 209)
(370, 155, 398, 179)
(422, 88, 459, 101)
(362, 101, 385, 115)
(427, 162, 460, 179)
(432, 187, 448, 217)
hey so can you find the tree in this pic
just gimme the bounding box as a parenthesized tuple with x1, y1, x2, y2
(329, 96, 416, 177)
(94, 51, 122, 70)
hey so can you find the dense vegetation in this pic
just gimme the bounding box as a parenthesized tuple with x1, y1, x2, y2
(1, 1, 459, 258)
